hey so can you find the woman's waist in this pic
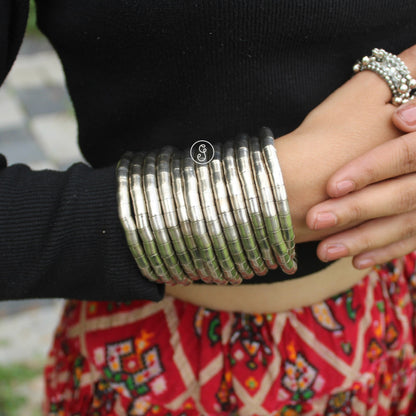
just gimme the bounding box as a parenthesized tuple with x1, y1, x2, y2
(165, 257, 370, 314)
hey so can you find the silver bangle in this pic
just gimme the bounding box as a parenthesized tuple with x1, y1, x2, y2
(157, 147, 198, 281)
(143, 152, 190, 285)
(223, 140, 268, 276)
(249, 136, 290, 269)
(182, 151, 226, 284)
(116, 152, 160, 283)
(117, 127, 297, 284)
(171, 152, 211, 282)
(235, 135, 279, 270)
(196, 159, 242, 284)
(259, 127, 297, 274)
(209, 144, 254, 279)
(129, 153, 172, 284)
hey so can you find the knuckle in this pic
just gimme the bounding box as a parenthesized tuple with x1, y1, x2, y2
(360, 163, 384, 188)
(400, 216, 416, 240)
(348, 203, 363, 223)
(398, 186, 416, 212)
(396, 239, 412, 253)
(354, 151, 386, 189)
(402, 223, 416, 240)
(397, 136, 416, 173)
(361, 164, 378, 185)
(359, 233, 373, 252)
(349, 223, 373, 253)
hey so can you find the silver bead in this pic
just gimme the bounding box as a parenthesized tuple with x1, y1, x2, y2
(400, 83, 409, 93)
(373, 48, 384, 60)
(353, 63, 361, 73)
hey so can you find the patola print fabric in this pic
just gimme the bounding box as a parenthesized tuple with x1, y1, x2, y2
(44, 253, 416, 415)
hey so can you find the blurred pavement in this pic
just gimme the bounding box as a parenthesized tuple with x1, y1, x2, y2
(0, 34, 83, 413)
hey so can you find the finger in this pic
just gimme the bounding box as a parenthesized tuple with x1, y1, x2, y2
(352, 236, 416, 270)
(347, 44, 416, 106)
(316, 210, 416, 263)
(325, 132, 416, 197)
(392, 102, 416, 133)
(308, 173, 416, 230)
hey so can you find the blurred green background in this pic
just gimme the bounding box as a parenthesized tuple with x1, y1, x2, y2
(27, 0, 39, 36)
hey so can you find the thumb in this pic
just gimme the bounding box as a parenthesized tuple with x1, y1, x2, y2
(392, 101, 416, 132)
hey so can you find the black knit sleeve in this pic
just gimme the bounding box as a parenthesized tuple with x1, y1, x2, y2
(0, 163, 164, 301)
(0, 0, 164, 301)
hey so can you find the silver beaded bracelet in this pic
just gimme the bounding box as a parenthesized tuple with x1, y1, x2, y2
(116, 127, 297, 285)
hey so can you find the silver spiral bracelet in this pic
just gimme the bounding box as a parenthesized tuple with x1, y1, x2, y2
(116, 127, 297, 285)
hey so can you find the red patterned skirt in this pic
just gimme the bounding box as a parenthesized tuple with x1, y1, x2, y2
(44, 253, 416, 415)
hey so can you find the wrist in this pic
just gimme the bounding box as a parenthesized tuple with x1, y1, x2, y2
(274, 132, 331, 244)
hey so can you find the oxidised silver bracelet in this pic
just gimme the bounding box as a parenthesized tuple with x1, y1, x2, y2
(171, 151, 211, 282)
(129, 153, 173, 284)
(196, 158, 242, 284)
(223, 140, 269, 276)
(182, 151, 226, 285)
(116, 127, 297, 285)
(209, 144, 254, 280)
(117, 152, 164, 283)
(235, 134, 278, 270)
(259, 127, 297, 274)
(157, 146, 198, 281)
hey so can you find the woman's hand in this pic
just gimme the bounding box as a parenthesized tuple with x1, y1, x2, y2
(273, 45, 416, 247)
(306, 100, 416, 269)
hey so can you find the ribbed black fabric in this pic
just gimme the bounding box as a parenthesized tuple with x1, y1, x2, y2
(0, 0, 415, 300)
(0, 163, 164, 300)
(0, 0, 28, 83)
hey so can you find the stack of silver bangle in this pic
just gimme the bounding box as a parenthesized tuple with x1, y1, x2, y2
(117, 126, 297, 285)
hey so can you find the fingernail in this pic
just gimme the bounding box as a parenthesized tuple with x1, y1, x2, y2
(335, 180, 355, 196)
(354, 257, 375, 269)
(397, 103, 416, 126)
(313, 212, 337, 230)
(323, 243, 348, 261)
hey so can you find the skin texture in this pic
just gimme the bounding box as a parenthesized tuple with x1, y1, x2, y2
(302, 46, 416, 269)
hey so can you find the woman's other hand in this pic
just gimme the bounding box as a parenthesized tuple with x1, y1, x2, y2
(276, 45, 416, 245)
(306, 98, 416, 269)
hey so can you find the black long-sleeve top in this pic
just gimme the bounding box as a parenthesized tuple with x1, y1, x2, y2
(1, 0, 415, 301)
